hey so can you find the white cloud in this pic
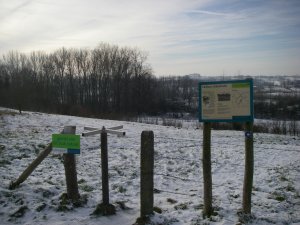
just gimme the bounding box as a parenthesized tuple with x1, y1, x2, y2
(0, 0, 299, 75)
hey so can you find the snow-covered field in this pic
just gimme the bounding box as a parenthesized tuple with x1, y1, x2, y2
(0, 108, 299, 225)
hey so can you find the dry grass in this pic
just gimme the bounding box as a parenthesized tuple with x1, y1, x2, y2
(0, 110, 19, 116)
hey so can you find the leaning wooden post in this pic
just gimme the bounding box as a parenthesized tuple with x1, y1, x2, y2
(140, 130, 154, 218)
(243, 122, 254, 214)
(101, 127, 110, 205)
(203, 122, 213, 217)
(9, 143, 52, 189)
(63, 126, 80, 201)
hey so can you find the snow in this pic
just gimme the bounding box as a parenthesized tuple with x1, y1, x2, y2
(0, 107, 299, 225)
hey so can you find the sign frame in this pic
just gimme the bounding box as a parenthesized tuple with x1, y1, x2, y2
(198, 79, 254, 123)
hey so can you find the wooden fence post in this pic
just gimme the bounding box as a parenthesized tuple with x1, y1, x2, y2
(101, 127, 109, 205)
(243, 122, 254, 214)
(140, 130, 154, 218)
(63, 126, 80, 201)
(92, 127, 116, 216)
(203, 122, 213, 217)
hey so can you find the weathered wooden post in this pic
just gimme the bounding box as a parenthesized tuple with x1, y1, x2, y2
(91, 126, 116, 215)
(243, 122, 254, 214)
(9, 143, 52, 189)
(203, 122, 213, 217)
(101, 127, 109, 205)
(140, 130, 154, 218)
(62, 126, 80, 201)
(199, 79, 254, 217)
(82, 125, 125, 216)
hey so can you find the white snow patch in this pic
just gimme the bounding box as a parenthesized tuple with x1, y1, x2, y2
(0, 107, 299, 225)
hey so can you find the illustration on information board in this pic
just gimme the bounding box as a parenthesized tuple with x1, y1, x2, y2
(217, 93, 230, 101)
(234, 93, 246, 105)
(203, 96, 210, 106)
(231, 84, 250, 116)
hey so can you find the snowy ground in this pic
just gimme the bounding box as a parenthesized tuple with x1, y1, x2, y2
(0, 107, 299, 225)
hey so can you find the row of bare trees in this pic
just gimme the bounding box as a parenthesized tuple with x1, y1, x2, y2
(155, 76, 198, 113)
(0, 43, 157, 116)
(0, 43, 299, 134)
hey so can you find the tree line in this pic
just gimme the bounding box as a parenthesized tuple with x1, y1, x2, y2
(0, 43, 299, 123)
(0, 43, 157, 117)
(0, 43, 199, 118)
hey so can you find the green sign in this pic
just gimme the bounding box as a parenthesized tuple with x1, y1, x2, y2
(52, 134, 80, 149)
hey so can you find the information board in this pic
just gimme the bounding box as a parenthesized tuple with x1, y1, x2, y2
(199, 79, 253, 122)
(52, 134, 80, 154)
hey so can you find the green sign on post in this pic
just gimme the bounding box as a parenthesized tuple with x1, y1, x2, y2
(52, 134, 80, 154)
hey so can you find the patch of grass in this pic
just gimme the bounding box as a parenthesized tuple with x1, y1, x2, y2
(0, 159, 11, 167)
(271, 191, 286, 202)
(42, 189, 55, 198)
(51, 154, 64, 162)
(115, 201, 131, 210)
(193, 204, 203, 210)
(9, 206, 28, 218)
(80, 184, 94, 192)
(280, 175, 289, 182)
(134, 214, 178, 225)
(153, 206, 162, 214)
(286, 184, 295, 192)
(32, 145, 40, 155)
(38, 143, 46, 149)
(92, 203, 116, 216)
(191, 216, 209, 225)
(36, 203, 47, 212)
(134, 215, 151, 225)
(118, 186, 127, 193)
(154, 188, 161, 194)
(15, 153, 30, 160)
(295, 191, 300, 198)
(252, 186, 260, 191)
(73, 194, 88, 207)
(57, 204, 72, 212)
(57, 193, 72, 212)
(237, 211, 255, 224)
(162, 118, 183, 128)
(15, 198, 24, 205)
(174, 203, 188, 210)
(56, 193, 88, 211)
(167, 198, 177, 204)
(275, 195, 285, 202)
(130, 171, 138, 179)
(0, 110, 18, 116)
(78, 178, 86, 184)
(45, 180, 55, 185)
(112, 184, 127, 193)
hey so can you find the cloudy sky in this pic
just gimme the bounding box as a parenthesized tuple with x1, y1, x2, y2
(1, 0, 300, 76)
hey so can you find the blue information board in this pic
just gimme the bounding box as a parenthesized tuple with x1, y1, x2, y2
(199, 79, 254, 122)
